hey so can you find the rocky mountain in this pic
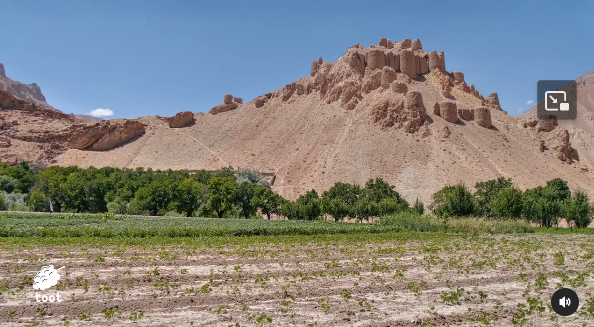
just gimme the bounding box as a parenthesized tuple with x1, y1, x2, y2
(0, 63, 52, 107)
(520, 71, 594, 171)
(1, 39, 593, 204)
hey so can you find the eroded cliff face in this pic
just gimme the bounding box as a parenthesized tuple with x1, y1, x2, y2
(0, 62, 50, 107)
(0, 90, 146, 163)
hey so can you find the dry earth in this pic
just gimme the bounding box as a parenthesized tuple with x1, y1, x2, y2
(1, 234, 593, 326)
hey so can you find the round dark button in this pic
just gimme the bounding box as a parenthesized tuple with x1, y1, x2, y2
(551, 288, 579, 316)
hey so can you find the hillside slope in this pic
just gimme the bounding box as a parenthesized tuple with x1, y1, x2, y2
(49, 38, 594, 203)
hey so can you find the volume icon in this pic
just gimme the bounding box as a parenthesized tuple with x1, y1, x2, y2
(559, 296, 571, 308)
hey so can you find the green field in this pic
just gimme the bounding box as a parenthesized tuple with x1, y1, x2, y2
(0, 212, 540, 238)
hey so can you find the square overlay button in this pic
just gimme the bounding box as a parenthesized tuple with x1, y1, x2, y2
(536, 80, 577, 120)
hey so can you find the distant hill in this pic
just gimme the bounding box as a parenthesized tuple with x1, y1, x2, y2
(1, 39, 593, 204)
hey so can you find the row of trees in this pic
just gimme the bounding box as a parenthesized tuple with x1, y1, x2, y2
(0, 162, 591, 227)
(432, 177, 592, 228)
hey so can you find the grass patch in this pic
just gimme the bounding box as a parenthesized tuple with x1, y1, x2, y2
(377, 212, 534, 235)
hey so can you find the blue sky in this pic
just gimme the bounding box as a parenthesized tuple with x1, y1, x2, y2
(1, 0, 592, 119)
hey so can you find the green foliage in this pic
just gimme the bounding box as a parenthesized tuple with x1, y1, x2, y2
(236, 168, 270, 188)
(236, 182, 257, 219)
(174, 178, 207, 217)
(433, 184, 477, 218)
(522, 185, 562, 227)
(251, 186, 283, 220)
(321, 182, 360, 222)
(563, 190, 591, 228)
(411, 198, 424, 215)
(3, 192, 28, 211)
(27, 191, 48, 212)
(0, 175, 20, 193)
(474, 177, 513, 216)
(206, 177, 238, 218)
(378, 212, 534, 234)
(283, 190, 321, 220)
(490, 187, 523, 219)
(106, 197, 127, 215)
(0, 192, 7, 211)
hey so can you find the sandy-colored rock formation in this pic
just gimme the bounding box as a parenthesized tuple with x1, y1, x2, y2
(391, 81, 408, 94)
(210, 94, 244, 114)
(167, 111, 195, 128)
(486, 93, 501, 110)
(370, 92, 425, 133)
(536, 115, 558, 132)
(540, 127, 579, 163)
(439, 100, 458, 123)
(458, 108, 474, 121)
(474, 107, 492, 128)
(68, 120, 146, 151)
(411, 39, 422, 50)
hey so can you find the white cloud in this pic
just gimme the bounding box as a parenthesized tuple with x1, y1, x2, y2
(526, 100, 534, 106)
(89, 108, 114, 117)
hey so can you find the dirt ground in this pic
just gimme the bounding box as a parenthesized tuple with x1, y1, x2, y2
(1, 233, 593, 326)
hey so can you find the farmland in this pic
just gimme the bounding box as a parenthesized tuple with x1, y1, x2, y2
(0, 214, 593, 326)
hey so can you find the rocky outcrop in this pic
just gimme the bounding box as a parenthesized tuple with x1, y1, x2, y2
(486, 93, 501, 110)
(370, 92, 426, 133)
(411, 39, 422, 50)
(452, 72, 465, 85)
(536, 115, 558, 132)
(400, 49, 416, 79)
(210, 94, 243, 114)
(0, 63, 48, 106)
(0, 90, 70, 120)
(457, 108, 474, 121)
(439, 101, 458, 123)
(167, 111, 195, 128)
(367, 49, 386, 70)
(381, 67, 397, 88)
(474, 107, 492, 128)
(68, 120, 146, 151)
(540, 128, 579, 163)
(400, 39, 412, 49)
(391, 81, 408, 94)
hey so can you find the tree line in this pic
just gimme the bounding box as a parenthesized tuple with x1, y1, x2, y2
(0, 162, 591, 227)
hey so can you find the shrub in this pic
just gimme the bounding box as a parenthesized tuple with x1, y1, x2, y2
(27, 191, 48, 212)
(564, 190, 591, 228)
(474, 177, 513, 216)
(0, 175, 20, 193)
(235, 168, 270, 188)
(432, 184, 477, 217)
(490, 187, 523, 219)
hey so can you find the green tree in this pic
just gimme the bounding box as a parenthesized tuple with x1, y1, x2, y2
(206, 177, 238, 218)
(106, 196, 128, 215)
(522, 186, 561, 227)
(175, 178, 207, 217)
(321, 182, 360, 222)
(433, 184, 477, 218)
(0, 191, 7, 211)
(295, 190, 322, 220)
(474, 177, 513, 216)
(251, 186, 284, 220)
(563, 190, 591, 229)
(236, 169, 270, 188)
(236, 182, 257, 219)
(129, 179, 175, 216)
(27, 190, 48, 212)
(490, 187, 523, 219)
(0, 175, 20, 193)
(546, 178, 571, 202)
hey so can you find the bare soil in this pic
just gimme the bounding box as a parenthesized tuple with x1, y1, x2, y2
(1, 233, 593, 326)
